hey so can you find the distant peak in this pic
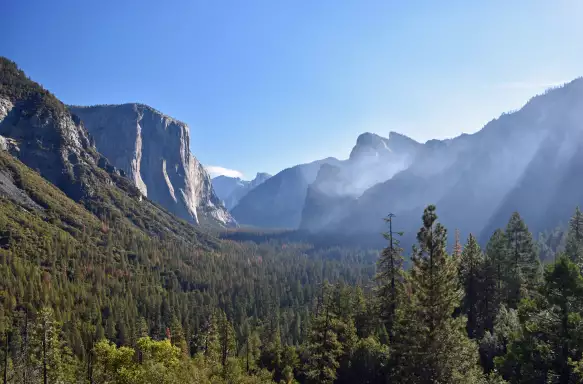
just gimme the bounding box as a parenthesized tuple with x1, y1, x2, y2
(355, 132, 388, 147)
(255, 172, 272, 180)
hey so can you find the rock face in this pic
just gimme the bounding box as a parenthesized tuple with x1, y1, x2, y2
(69, 104, 235, 227)
(0, 61, 113, 202)
(212, 172, 271, 210)
(231, 158, 341, 228)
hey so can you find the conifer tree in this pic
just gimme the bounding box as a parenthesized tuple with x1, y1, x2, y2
(30, 307, 63, 384)
(504, 212, 540, 308)
(240, 320, 262, 373)
(497, 256, 583, 383)
(391, 205, 483, 384)
(483, 229, 508, 331)
(375, 213, 404, 340)
(566, 206, 583, 267)
(217, 310, 237, 367)
(170, 316, 189, 357)
(459, 234, 485, 339)
(302, 285, 343, 384)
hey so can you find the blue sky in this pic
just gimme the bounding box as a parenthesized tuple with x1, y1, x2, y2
(3, 0, 582, 179)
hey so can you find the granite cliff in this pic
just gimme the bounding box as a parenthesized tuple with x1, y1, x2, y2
(70, 104, 235, 226)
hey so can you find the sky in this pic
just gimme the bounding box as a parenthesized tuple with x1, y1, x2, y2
(3, 0, 583, 179)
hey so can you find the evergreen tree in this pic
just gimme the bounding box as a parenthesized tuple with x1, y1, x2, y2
(30, 307, 63, 384)
(217, 310, 237, 367)
(459, 234, 485, 339)
(497, 256, 583, 383)
(170, 316, 189, 357)
(374, 213, 404, 340)
(566, 206, 583, 267)
(302, 286, 343, 384)
(505, 212, 540, 308)
(483, 229, 508, 332)
(391, 205, 483, 383)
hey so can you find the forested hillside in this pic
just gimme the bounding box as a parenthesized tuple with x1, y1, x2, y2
(2, 58, 583, 384)
(2, 152, 583, 383)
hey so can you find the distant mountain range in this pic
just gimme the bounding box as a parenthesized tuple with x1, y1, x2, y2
(212, 172, 271, 210)
(227, 78, 583, 248)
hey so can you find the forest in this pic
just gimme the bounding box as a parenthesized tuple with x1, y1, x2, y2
(2, 156, 583, 384)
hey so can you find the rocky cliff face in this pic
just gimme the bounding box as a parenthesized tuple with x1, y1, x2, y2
(212, 172, 271, 210)
(0, 71, 117, 202)
(70, 104, 235, 227)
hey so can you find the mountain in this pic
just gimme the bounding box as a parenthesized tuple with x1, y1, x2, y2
(212, 172, 271, 210)
(0, 57, 221, 240)
(480, 78, 583, 241)
(69, 104, 235, 227)
(232, 131, 421, 229)
(231, 158, 342, 228)
(299, 132, 422, 231)
(325, 79, 583, 249)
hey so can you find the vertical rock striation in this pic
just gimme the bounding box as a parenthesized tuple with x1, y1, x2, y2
(70, 104, 235, 227)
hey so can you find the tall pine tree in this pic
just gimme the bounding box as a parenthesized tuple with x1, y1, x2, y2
(391, 205, 483, 383)
(504, 212, 540, 308)
(374, 213, 404, 340)
(459, 234, 485, 339)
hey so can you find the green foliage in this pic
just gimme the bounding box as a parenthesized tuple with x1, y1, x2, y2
(390, 205, 484, 383)
(495, 256, 583, 383)
(504, 212, 540, 308)
(566, 206, 583, 268)
(459, 233, 485, 338)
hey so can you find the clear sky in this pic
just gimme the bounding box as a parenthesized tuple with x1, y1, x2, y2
(3, 0, 582, 179)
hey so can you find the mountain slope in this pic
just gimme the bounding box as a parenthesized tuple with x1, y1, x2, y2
(231, 158, 341, 228)
(480, 78, 583, 241)
(69, 104, 235, 227)
(327, 79, 583, 248)
(212, 172, 271, 210)
(299, 131, 422, 231)
(0, 57, 216, 241)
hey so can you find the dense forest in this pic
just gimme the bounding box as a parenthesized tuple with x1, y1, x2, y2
(2, 153, 583, 384)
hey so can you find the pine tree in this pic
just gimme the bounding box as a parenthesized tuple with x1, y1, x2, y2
(170, 316, 188, 357)
(566, 206, 583, 267)
(504, 212, 540, 308)
(240, 321, 262, 373)
(391, 205, 483, 384)
(217, 310, 237, 367)
(302, 285, 343, 384)
(30, 307, 63, 384)
(374, 213, 404, 340)
(483, 229, 508, 331)
(497, 256, 583, 383)
(459, 234, 484, 339)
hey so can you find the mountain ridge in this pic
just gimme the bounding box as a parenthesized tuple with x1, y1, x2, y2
(69, 103, 235, 227)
